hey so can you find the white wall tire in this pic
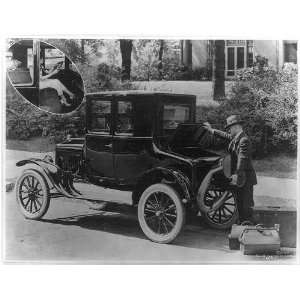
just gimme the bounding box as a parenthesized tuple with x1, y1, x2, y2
(138, 183, 185, 244)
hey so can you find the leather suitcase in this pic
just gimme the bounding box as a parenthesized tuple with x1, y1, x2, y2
(239, 227, 280, 255)
(228, 223, 257, 250)
(252, 206, 297, 248)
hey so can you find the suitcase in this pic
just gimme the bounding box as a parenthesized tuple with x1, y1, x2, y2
(252, 206, 297, 248)
(228, 223, 257, 250)
(239, 226, 281, 255)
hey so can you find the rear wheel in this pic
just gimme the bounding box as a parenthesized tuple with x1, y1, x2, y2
(202, 187, 238, 229)
(138, 183, 185, 244)
(15, 169, 50, 220)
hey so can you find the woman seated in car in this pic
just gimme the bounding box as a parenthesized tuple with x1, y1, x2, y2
(40, 61, 74, 106)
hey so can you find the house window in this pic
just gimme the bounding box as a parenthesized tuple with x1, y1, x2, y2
(225, 40, 253, 77)
(247, 40, 254, 67)
(284, 41, 297, 64)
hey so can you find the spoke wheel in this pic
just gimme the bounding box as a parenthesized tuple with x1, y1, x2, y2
(16, 169, 50, 220)
(138, 183, 185, 244)
(202, 188, 238, 229)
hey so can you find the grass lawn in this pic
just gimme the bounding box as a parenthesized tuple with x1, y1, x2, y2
(6, 138, 297, 179)
(6, 137, 56, 153)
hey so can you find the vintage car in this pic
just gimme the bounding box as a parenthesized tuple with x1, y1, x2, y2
(7, 39, 84, 113)
(15, 91, 237, 244)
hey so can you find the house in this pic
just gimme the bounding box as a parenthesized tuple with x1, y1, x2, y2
(181, 40, 297, 79)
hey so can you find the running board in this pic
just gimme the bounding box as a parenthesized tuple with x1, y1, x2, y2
(70, 182, 133, 205)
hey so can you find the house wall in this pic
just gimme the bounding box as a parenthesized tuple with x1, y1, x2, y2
(184, 40, 296, 76)
(253, 40, 279, 68)
(191, 40, 208, 70)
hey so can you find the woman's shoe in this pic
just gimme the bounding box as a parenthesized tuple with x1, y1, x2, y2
(60, 95, 71, 107)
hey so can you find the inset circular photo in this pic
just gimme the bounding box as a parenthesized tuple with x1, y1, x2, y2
(7, 39, 85, 114)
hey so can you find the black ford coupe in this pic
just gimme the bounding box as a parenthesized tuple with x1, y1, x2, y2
(15, 91, 237, 243)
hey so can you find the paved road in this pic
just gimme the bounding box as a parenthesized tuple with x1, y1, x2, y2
(4, 190, 296, 263)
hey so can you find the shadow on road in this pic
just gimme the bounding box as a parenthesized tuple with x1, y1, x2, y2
(41, 211, 147, 240)
(40, 208, 231, 252)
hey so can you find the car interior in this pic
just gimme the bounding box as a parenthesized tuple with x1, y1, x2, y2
(7, 40, 84, 114)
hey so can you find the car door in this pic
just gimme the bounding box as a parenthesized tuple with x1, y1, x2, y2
(113, 97, 155, 185)
(85, 98, 115, 179)
(7, 39, 39, 106)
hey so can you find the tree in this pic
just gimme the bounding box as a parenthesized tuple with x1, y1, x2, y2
(158, 40, 164, 79)
(212, 40, 225, 100)
(120, 39, 133, 81)
(181, 40, 192, 79)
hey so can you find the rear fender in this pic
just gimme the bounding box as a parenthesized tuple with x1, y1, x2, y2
(197, 161, 232, 213)
(16, 157, 80, 197)
(133, 167, 192, 205)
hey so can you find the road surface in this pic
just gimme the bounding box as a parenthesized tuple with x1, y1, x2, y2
(3, 189, 296, 263)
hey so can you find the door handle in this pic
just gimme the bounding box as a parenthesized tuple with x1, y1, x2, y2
(104, 143, 113, 149)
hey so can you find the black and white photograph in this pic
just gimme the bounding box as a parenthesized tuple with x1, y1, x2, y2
(3, 38, 298, 263)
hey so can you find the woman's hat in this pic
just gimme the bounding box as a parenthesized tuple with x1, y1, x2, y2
(225, 115, 244, 129)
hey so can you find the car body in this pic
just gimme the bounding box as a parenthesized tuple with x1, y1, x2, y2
(16, 91, 237, 243)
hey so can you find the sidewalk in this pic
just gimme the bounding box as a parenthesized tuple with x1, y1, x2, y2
(5, 149, 298, 207)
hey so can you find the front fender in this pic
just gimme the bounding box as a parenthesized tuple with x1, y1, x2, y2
(16, 157, 80, 197)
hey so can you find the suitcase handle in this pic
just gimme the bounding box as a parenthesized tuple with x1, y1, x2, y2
(239, 224, 280, 241)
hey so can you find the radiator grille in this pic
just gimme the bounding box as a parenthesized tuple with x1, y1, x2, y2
(57, 154, 82, 174)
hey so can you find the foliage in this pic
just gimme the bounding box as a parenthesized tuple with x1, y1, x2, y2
(131, 40, 187, 81)
(131, 40, 160, 81)
(191, 67, 212, 81)
(199, 59, 298, 157)
(44, 39, 85, 63)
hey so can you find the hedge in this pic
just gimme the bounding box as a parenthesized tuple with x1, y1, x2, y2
(197, 62, 297, 158)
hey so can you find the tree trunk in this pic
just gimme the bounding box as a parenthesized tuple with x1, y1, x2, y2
(158, 40, 164, 79)
(80, 40, 86, 62)
(120, 39, 133, 81)
(182, 40, 193, 79)
(212, 40, 225, 100)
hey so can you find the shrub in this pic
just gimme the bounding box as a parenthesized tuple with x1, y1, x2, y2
(198, 60, 297, 157)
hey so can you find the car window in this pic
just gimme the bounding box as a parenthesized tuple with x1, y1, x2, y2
(116, 101, 133, 136)
(90, 100, 111, 134)
(163, 104, 190, 131)
(43, 48, 65, 70)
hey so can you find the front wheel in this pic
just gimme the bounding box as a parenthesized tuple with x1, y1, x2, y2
(201, 187, 238, 229)
(15, 169, 50, 220)
(138, 183, 185, 244)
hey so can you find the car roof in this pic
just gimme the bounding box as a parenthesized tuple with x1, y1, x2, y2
(86, 90, 196, 99)
(10, 40, 56, 49)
